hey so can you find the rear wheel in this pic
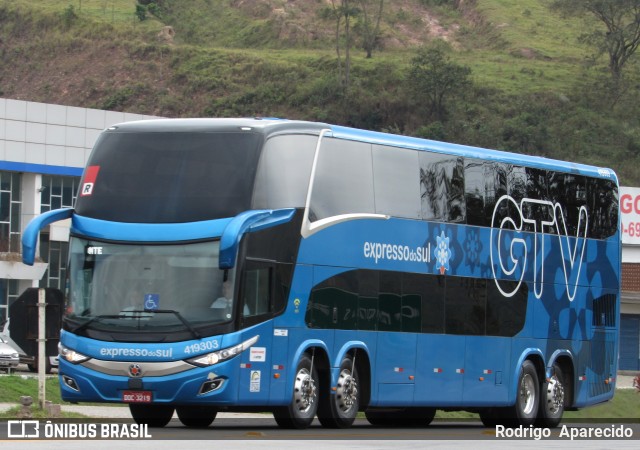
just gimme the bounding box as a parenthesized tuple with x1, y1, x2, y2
(511, 360, 539, 426)
(318, 354, 360, 428)
(129, 404, 174, 428)
(273, 353, 318, 429)
(536, 363, 565, 428)
(176, 405, 218, 428)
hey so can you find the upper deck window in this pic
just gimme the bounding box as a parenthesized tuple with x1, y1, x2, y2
(75, 131, 262, 223)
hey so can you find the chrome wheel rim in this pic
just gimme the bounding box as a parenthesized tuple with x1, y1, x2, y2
(336, 369, 358, 414)
(293, 367, 316, 414)
(546, 375, 564, 415)
(519, 373, 536, 415)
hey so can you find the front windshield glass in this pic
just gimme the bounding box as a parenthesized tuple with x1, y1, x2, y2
(66, 238, 236, 335)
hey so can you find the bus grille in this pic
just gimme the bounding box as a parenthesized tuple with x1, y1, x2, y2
(591, 294, 617, 328)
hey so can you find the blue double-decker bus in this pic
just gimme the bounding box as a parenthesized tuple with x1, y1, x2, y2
(22, 118, 620, 429)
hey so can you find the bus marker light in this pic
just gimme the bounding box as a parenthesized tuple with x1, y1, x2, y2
(456, 369, 464, 374)
(394, 367, 404, 372)
(433, 368, 442, 373)
(274, 373, 280, 379)
(579, 375, 587, 381)
(483, 369, 492, 374)
(479, 377, 484, 382)
(408, 375, 415, 380)
(273, 365, 284, 370)
(240, 363, 252, 369)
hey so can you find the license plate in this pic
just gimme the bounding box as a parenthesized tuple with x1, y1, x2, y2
(122, 390, 152, 403)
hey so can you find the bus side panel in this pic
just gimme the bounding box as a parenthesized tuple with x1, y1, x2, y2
(462, 336, 511, 405)
(373, 331, 417, 406)
(237, 322, 274, 405)
(413, 334, 464, 406)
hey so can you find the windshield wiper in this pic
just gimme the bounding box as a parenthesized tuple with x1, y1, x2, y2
(70, 315, 124, 333)
(70, 310, 202, 340)
(142, 309, 202, 340)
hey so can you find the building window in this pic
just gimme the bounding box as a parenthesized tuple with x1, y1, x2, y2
(0, 171, 22, 253)
(40, 175, 80, 212)
(39, 175, 80, 291)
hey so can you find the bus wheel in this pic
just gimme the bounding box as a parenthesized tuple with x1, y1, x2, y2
(129, 404, 174, 428)
(512, 360, 539, 426)
(273, 353, 318, 429)
(318, 354, 360, 428)
(176, 406, 217, 428)
(536, 363, 565, 428)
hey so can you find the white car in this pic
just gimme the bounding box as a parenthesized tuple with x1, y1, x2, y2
(0, 335, 20, 370)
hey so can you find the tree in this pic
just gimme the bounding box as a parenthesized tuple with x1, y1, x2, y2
(407, 43, 472, 120)
(322, 0, 360, 89)
(551, 0, 640, 81)
(358, 0, 384, 58)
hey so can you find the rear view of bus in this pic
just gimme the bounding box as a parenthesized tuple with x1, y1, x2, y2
(21, 118, 620, 429)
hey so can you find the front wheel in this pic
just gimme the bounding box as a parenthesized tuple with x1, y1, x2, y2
(129, 404, 174, 428)
(273, 353, 318, 429)
(536, 363, 565, 428)
(318, 354, 360, 428)
(176, 405, 218, 428)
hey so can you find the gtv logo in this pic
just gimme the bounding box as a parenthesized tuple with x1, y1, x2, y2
(490, 195, 588, 301)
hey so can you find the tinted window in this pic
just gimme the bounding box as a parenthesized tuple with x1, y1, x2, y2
(358, 270, 379, 331)
(252, 134, 317, 209)
(309, 138, 374, 221)
(523, 168, 553, 233)
(587, 178, 618, 239)
(486, 279, 527, 336)
(464, 159, 485, 227)
(548, 172, 587, 236)
(445, 277, 486, 335)
(75, 131, 262, 223)
(372, 145, 421, 219)
(485, 162, 509, 227)
(403, 272, 443, 333)
(378, 271, 402, 332)
(420, 153, 465, 223)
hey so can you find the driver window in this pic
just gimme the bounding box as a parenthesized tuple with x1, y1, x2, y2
(241, 262, 272, 320)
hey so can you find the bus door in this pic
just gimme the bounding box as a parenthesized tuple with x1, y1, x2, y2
(236, 260, 278, 404)
(374, 271, 417, 406)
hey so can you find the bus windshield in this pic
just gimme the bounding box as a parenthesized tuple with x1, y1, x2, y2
(66, 238, 236, 336)
(74, 130, 263, 223)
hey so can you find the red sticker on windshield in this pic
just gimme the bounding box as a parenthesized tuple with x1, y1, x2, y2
(81, 165, 100, 196)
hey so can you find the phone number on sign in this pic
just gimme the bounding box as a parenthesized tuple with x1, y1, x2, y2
(621, 222, 640, 236)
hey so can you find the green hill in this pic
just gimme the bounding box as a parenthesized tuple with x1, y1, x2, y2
(1, 0, 639, 184)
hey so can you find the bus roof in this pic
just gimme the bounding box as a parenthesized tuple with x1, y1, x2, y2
(108, 118, 617, 183)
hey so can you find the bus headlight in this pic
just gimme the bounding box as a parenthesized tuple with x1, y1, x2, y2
(187, 335, 259, 367)
(59, 343, 90, 364)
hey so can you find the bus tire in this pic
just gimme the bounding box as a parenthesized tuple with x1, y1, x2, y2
(176, 405, 217, 428)
(536, 363, 565, 428)
(511, 360, 539, 426)
(129, 404, 174, 428)
(318, 354, 360, 429)
(273, 353, 318, 429)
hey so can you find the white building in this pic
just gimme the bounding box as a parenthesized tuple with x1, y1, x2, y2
(0, 97, 156, 321)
